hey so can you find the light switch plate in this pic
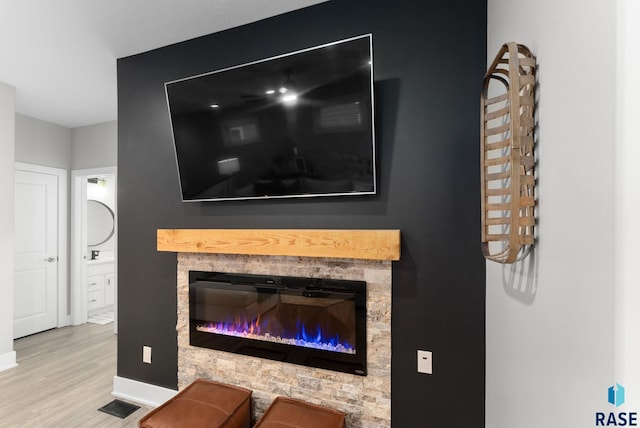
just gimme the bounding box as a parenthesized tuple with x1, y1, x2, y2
(417, 350, 432, 374)
(143, 346, 152, 364)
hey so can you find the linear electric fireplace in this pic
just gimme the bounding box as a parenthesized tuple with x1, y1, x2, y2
(189, 271, 367, 375)
(160, 229, 399, 426)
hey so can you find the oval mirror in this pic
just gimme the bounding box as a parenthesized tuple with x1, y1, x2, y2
(87, 200, 115, 246)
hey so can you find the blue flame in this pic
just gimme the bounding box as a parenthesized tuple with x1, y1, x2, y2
(199, 318, 355, 354)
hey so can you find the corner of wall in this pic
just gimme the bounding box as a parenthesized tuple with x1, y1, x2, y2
(0, 82, 16, 356)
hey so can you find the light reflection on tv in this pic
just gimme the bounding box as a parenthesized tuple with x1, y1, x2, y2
(165, 34, 375, 202)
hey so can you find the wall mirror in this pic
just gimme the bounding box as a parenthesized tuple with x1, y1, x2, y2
(87, 199, 115, 246)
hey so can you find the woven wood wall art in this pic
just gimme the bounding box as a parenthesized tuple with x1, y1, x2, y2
(481, 42, 537, 264)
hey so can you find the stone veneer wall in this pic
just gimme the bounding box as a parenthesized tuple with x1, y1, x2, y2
(176, 252, 392, 428)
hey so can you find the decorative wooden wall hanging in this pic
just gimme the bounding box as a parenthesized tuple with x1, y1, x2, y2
(481, 42, 536, 263)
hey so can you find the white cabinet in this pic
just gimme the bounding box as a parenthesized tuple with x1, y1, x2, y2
(87, 274, 104, 310)
(87, 261, 114, 313)
(105, 272, 115, 306)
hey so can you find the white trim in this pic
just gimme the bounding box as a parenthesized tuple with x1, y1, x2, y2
(71, 166, 117, 177)
(71, 171, 88, 325)
(14, 162, 68, 329)
(112, 376, 177, 408)
(0, 351, 17, 373)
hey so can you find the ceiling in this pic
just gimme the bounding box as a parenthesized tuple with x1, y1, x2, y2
(0, 0, 326, 129)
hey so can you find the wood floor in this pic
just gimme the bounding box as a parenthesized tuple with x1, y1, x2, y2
(0, 323, 151, 427)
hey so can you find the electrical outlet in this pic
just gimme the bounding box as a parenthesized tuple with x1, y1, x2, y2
(143, 346, 152, 364)
(417, 350, 432, 374)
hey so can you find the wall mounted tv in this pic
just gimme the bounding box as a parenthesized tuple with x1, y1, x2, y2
(165, 34, 376, 202)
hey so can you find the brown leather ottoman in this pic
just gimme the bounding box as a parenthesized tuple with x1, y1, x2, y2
(254, 396, 346, 428)
(138, 378, 251, 428)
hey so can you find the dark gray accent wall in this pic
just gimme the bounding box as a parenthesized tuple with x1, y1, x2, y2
(117, 0, 487, 426)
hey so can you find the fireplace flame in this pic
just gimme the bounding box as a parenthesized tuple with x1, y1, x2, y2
(196, 316, 355, 354)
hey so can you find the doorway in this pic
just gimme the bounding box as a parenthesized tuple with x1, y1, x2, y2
(71, 167, 117, 332)
(13, 162, 68, 338)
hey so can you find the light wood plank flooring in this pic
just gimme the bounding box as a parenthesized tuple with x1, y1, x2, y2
(0, 323, 151, 427)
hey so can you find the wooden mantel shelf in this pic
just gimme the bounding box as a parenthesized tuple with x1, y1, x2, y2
(157, 229, 401, 261)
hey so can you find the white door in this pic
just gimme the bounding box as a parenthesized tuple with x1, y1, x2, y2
(14, 169, 59, 338)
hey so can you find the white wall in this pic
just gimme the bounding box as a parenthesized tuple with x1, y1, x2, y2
(15, 115, 117, 171)
(15, 113, 71, 170)
(486, 1, 618, 426)
(71, 121, 117, 169)
(0, 82, 16, 371)
(615, 0, 640, 404)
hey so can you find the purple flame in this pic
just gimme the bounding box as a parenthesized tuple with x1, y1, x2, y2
(197, 316, 355, 354)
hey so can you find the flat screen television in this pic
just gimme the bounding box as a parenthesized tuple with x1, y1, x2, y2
(165, 34, 376, 202)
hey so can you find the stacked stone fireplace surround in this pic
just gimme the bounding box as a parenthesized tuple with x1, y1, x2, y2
(176, 252, 392, 428)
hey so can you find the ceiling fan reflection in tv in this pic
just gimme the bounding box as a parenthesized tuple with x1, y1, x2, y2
(164, 34, 376, 202)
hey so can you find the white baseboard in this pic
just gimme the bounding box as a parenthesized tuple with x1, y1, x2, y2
(112, 376, 177, 408)
(0, 351, 17, 373)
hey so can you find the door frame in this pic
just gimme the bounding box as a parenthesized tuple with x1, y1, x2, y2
(71, 167, 117, 330)
(14, 162, 68, 328)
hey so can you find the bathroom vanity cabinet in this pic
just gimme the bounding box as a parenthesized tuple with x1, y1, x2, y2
(87, 260, 114, 313)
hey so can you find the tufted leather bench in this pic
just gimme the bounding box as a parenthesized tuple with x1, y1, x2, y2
(254, 396, 346, 428)
(138, 378, 252, 428)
